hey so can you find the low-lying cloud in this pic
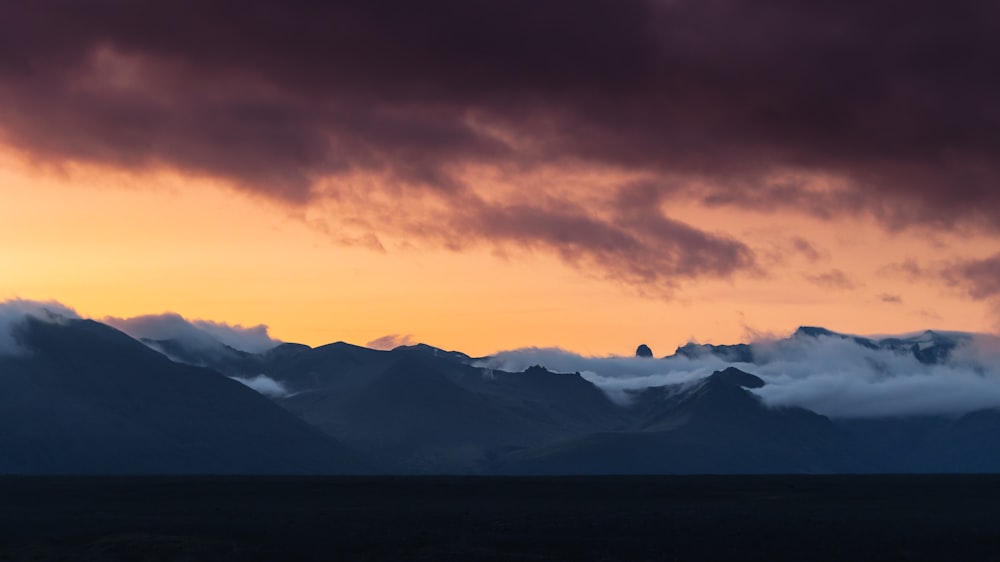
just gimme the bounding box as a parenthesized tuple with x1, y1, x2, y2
(231, 374, 292, 398)
(479, 348, 727, 405)
(482, 331, 1000, 419)
(0, 300, 280, 357)
(104, 313, 280, 354)
(0, 300, 291, 400)
(366, 333, 416, 350)
(0, 299, 80, 356)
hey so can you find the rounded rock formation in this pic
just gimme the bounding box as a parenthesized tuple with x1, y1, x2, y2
(635, 344, 653, 358)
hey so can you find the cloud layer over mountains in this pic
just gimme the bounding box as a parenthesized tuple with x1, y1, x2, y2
(2, 300, 289, 397)
(482, 332, 1000, 419)
(6, 299, 1000, 420)
(103, 313, 280, 354)
(0, 299, 79, 356)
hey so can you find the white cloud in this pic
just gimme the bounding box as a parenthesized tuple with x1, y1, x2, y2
(0, 299, 80, 356)
(104, 313, 280, 354)
(477, 347, 726, 405)
(481, 333, 1000, 418)
(190, 319, 279, 353)
(230, 374, 291, 398)
(366, 333, 416, 350)
(748, 334, 1000, 418)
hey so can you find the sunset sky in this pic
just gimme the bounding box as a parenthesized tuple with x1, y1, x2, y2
(2, 0, 999, 356)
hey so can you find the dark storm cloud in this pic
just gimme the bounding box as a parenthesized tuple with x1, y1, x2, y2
(463, 190, 756, 287)
(2, 0, 998, 285)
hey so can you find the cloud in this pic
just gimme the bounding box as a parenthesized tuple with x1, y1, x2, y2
(790, 237, 822, 262)
(940, 253, 1000, 331)
(482, 330, 1000, 418)
(2, 1, 998, 290)
(478, 347, 728, 404)
(944, 252, 1000, 300)
(743, 334, 1000, 418)
(366, 333, 416, 350)
(879, 259, 930, 281)
(188, 319, 280, 354)
(231, 375, 291, 398)
(463, 187, 756, 289)
(878, 293, 903, 304)
(0, 299, 80, 356)
(804, 269, 858, 290)
(104, 313, 280, 354)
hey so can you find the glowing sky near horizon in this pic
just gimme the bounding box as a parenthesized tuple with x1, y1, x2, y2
(2, 150, 994, 356)
(2, 1, 999, 355)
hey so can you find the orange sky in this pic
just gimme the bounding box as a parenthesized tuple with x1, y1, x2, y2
(2, 149, 994, 356)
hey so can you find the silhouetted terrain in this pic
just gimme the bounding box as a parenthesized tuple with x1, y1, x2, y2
(0, 317, 365, 474)
(225, 338, 1000, 475)
(271, 346, 625, 472)
(1, 475, 999, 561)
(842, 411, 1000, 473)
(497, 368, 865, 474)
(674, 326, 970, 365)
(4, 311, 1000, 475)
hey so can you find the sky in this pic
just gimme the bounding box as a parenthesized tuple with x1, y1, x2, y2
(2, 0, 999, 356)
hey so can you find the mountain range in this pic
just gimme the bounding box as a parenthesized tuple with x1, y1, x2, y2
(0, 315, 365, 474)
(2, 310, 999, 474)
(674, 325, 971, 365)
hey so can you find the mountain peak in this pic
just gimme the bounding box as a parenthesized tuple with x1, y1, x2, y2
(390, 343, 473, 363)
(524, 364, 554, 375)
(674, 342, 755, 363)
(792, 326, 879, 350)
(635, 344, 653, 358)
(793, 326, 838, 338)
(707, 367, 765, 389)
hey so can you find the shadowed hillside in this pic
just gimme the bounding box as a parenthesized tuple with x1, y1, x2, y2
(0, 317, 367, 474)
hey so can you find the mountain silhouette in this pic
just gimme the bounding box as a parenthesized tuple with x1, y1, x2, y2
(6, 316, 999, 475)
(264, 347, 623, 473)
(672, 326, 971, 366)
(496, 367, 862, 474)
(0, 316, 366, 474)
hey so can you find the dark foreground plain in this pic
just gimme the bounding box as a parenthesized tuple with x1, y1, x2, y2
(1, 476, 999, 561)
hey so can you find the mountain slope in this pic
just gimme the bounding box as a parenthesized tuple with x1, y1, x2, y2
(671, 326, 973, 366)
(265, 345, 624, 473)
(57, 319, 1000, 475)
(839, 410, 1000, 473)
(496, 368, 863, 474)
(0, 316, 367, 474)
